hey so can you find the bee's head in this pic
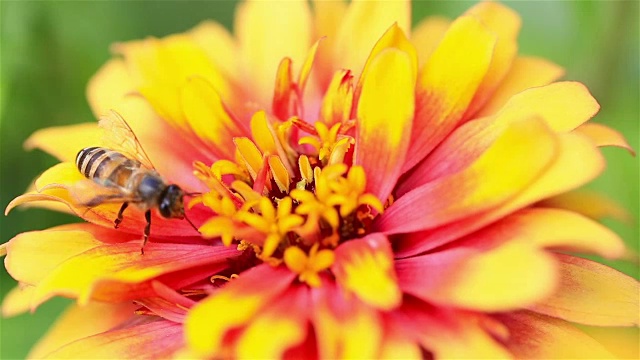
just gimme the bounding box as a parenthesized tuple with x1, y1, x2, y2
(158, 184, 185, 218)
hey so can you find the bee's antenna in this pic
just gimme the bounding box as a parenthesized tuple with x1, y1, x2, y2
(184, 213, 200, 234)
(185, 192, 202, 197)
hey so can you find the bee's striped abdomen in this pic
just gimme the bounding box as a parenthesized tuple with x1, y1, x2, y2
(75, 147, 140, 187)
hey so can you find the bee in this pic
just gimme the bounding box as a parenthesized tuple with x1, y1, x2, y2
(73, 110, 198, 254)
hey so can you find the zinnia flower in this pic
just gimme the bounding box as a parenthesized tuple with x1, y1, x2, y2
(3, 1, 638, 358)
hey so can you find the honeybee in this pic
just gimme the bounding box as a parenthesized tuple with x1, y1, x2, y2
(73, 110, 198, 253)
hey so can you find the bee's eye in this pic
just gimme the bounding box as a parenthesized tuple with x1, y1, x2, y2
(159, 200, 172, 218)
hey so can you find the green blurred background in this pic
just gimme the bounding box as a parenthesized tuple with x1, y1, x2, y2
(0, 1, 637, 358)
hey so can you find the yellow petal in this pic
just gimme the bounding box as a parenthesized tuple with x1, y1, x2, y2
(185, 265, 295, 357)
(234, 137, 263, 180)
(477, 56, 565, 117)
(499, 311, 616, 359)
(28, 302, 137, 359)
(312, 0, 347, 89)
(5, 228, 102, 286)
(86, 58, 136, 117)
(2, 284, 36, 318)
(189, 21, 240, 86)
(355, 23, 417, 104)
(411, 16, 450, 67)
(406, 15, 496, 171)
(379, 117, 559, 235)
(531, 254, 640, 327)
(578, 325, 640, 359)
(313, 293, 382, 359)
(355, 48, 414, 202)
(463, 1, 521, 117)
(494, 81, 600, 132)
(235, 287, 308, 359)
(235, 0, 312, 105)
(25, 123, 101, 162)
(180, 76, 243, 160)
(332, 234, 401, 310)
(333, 0, 410, 79)
(575, 122, 635, 154)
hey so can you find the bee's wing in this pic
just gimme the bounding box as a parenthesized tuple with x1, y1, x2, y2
(99, 110, 156, 170)
(68, 179, 140, 207)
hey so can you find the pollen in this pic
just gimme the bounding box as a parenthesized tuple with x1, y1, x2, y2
(197, 101, 385, 283)
(284, 243, 335, 287)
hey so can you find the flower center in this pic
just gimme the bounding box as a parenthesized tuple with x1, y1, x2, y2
(194, 111, 384, 286)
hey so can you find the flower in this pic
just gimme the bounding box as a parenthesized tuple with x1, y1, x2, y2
(2, 0, 639, 358)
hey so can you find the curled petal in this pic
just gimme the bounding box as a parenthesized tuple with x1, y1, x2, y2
(575, 122, 635, 155)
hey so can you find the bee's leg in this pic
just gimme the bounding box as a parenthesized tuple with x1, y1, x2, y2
(140, 210, 151, 255)
(114, 202, 129, 229)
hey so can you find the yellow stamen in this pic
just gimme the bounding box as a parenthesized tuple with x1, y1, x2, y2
(284, 243, 335, 287)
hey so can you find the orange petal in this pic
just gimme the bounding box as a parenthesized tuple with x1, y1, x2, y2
(180, 76, 244, 160)
(185, 264, 296, 358)
(355, 48, 414, 202)
(537, 189, 633, 223)
(86, 58, 136, 117)
(28, 236, 239, 307)
(405, 15, 496, 172)
(319, 70, 354, 126)
(530, 254, 639, 327)
(575, 122, 635, 155)
(272, 57, 296, 120)
(396, 130, 605, 257)
(24, 123, 101, 162)
(497, 311, 615, 359)
(476, 56, 565, 117)
(27, 302, 138, 359)
(235, 0, 312, 106)
(312, 282, 383, 359)
(397, 240, 557, 312)
(43, 319, 183, 359)
(410, 16, 450, 67)
(2, 284, 35, 318)
(332, 234, 401, 310)
(463, 1, 521, 118)
(332, 0, 410, 80)
(378, 117, 558, 235)
(235, 285, 309, 359)
(398, 299, 511, 358)
(6, 162, 206, 236)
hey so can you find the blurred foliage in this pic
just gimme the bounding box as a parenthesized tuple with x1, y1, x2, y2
(0, 1, 637, 358)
